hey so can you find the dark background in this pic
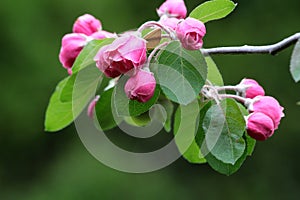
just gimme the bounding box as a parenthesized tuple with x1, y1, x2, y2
(1, 0, 300, 199)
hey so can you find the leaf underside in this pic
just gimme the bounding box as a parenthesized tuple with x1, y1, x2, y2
(290, 40, 300, 82)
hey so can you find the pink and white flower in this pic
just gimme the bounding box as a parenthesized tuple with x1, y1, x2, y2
(176, 17, 206, 50)
(246, 112, 275, 141)
(124, 70, 156, 103)
(59, 33, 88, 74)
(239, 78, 265, 98)
(157, 0, 187, 19)
(248, 96, 284, 129)
(72, 14, 102, 36)
(94, 34, 147, 78)
(87, 95, 100, 118)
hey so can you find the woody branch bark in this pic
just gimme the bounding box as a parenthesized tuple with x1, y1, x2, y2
(201, 32, 300, 56)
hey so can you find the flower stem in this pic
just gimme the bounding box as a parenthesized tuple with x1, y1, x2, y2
(137, 21, 176, 40)
(218, 94, 248, 103)
(146, 42, 169, 67)
(215, 85, 241, 92)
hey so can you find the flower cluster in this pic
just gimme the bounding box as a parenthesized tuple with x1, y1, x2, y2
(246, 95, 284, 141)
(59, 14, 115, 75)
(158, 0, 206, 50)
(94, 33, 147, 78)
(93, 33, 156, 103)
(238, 78, 265, 98)
(57, 1, 284, 141)
(58, 0, 207, 105)
(47, 0, 292, 176)
(238, 79, 284, 141)
(157, 0, 187, 19)
(203, 78, 284, 141)
(124, 70, 156, 103)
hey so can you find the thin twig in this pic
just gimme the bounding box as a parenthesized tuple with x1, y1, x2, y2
(201, 32, 300, 56)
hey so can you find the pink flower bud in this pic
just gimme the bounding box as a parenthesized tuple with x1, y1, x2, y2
(246, 112, 275, 141)
(176, 17, 206, 50)
(59, 33, 88, 73)
(157, 0, 187, 19)
(239, 78, 265, 98)
(87, 95, 100, 118)
(124, 70, 156, 103)
(159, 16, 180, 30)
(94, 34, 147, 78)
(72, 14, 102, 36)
(248, 96, 284, 129)
(90, 30, 116, 40)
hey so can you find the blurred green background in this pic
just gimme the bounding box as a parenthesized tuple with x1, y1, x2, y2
(1, 0, 300, 199)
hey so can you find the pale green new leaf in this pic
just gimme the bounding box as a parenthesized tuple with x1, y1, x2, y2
(45, 66, 102, 132)
(124, 113, 151, 127)
(205, 56, 224, 86)
(95, 88, 119, 131)
(60, 73, 77, 102)
(174, 100, 206, 164)
(72, 38, 114, 73)
(190, 0, 237, 23)
(72, 66, 102, 117)
(45, 78, 73, 132)
(158, 98, 174, 132)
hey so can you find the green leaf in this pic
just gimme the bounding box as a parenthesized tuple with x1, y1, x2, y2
(195, 100, 213, 151)
(71, 65, 102, 117)
(158, 98, 174, 132)
(205, 132, 255, 175)
(72, 38, 114, 73)
(124, 112, 151, 127)
(290, 40, 300, 82)
(197, 101, 249, 175)
(113, 75, 160, 117)
(45, 78, 73, 132)
(183, 140, 206, 164)
(95, 88, 119, 131)
(205, 146, 247, 176)
(190, 0, 237, 23)
(236, 102, 248, 116)
(152, 41, 207, 105)
(60, 67, 110, 103)
(96, 75, 112, 95)
(45, 65, 102, 132)
(205, 56, 224, 86)
(174, 100, 206, 164)
(202, 99, 246, 165)
(235, 102, 256, 156)
(245, 132, 256, 156)
(60, 73, 77, 102)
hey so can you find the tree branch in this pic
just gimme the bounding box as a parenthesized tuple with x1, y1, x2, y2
(201, 32, 300, 56)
